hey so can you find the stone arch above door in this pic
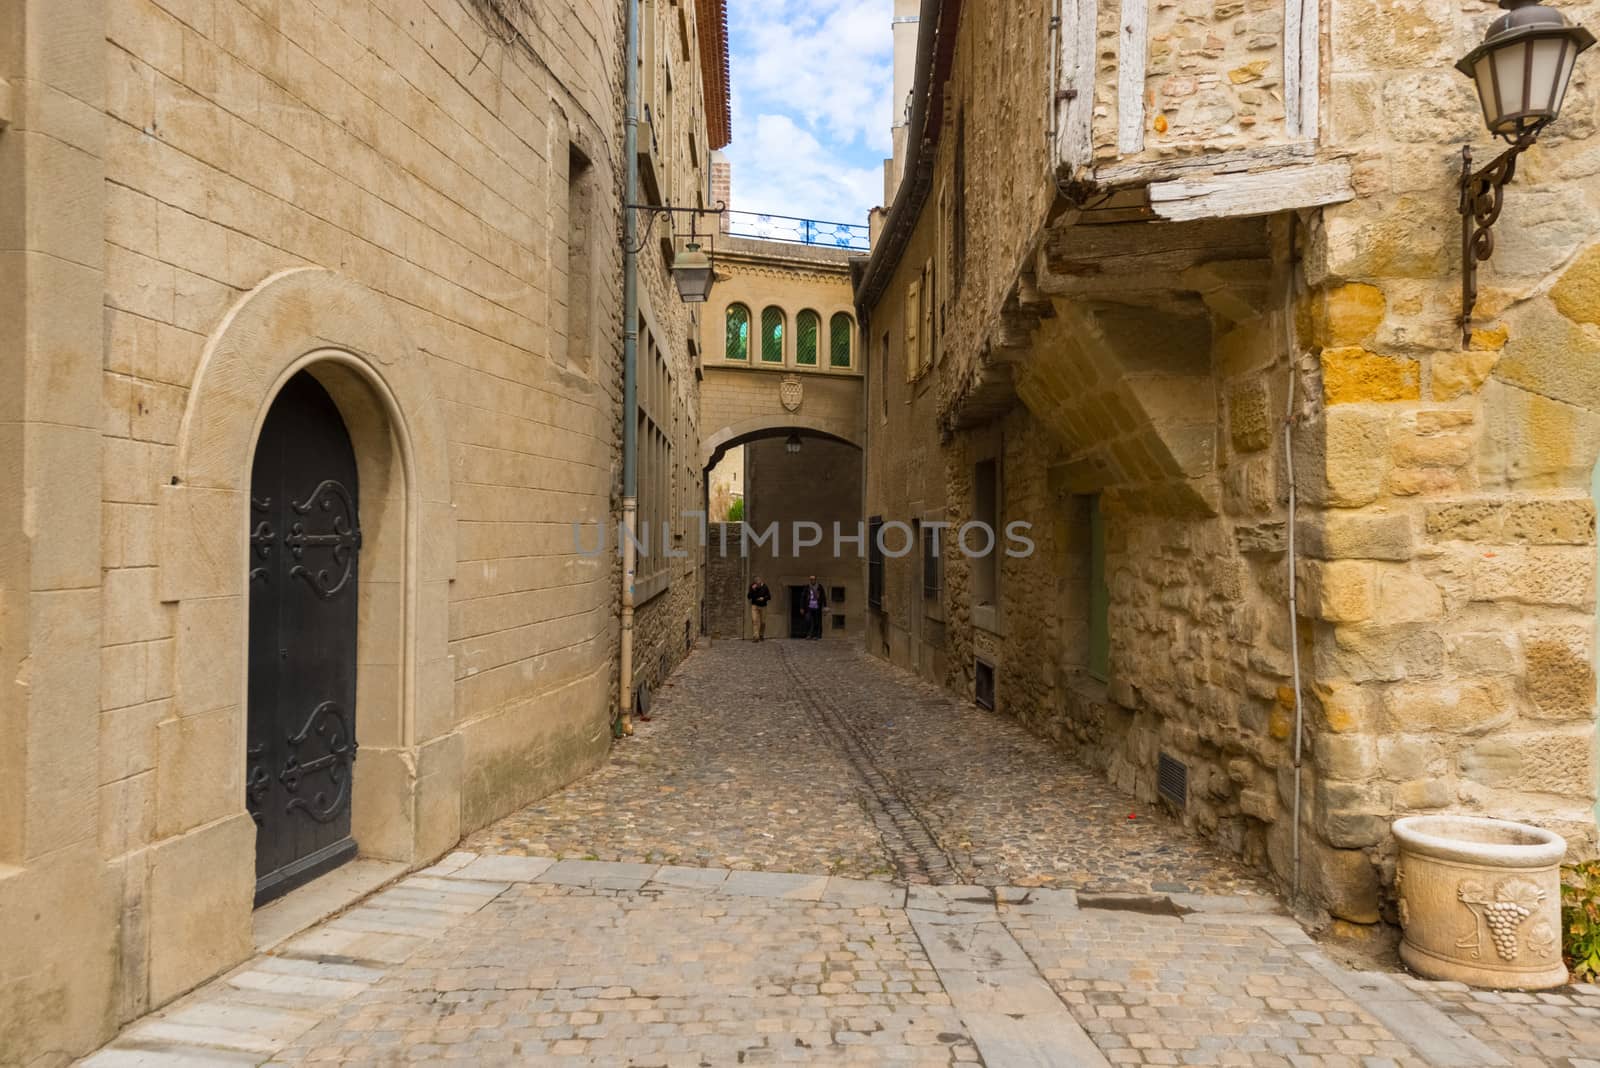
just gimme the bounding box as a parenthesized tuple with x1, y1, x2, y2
(154, 268, 459, 876)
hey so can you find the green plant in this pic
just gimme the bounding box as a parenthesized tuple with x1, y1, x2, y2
(1562, 861, 1600, 982)
(726, 498, 744, 522)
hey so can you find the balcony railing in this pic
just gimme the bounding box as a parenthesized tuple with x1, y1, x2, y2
(724, 211, 870, 251)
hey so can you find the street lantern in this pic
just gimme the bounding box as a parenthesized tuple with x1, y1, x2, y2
(672, 242, 715, 303)
(1455, 1, 1593, 344)
(785, 433, 802, 455)
(1457, 0, 1593, 140)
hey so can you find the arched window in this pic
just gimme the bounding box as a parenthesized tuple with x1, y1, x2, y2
(796, 310, 821, 366)
(830, 313, 854, 368)
(761, 306, 785, 363)
(725, 304, 750, 360)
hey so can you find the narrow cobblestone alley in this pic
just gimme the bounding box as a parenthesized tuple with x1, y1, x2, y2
(466, 643, 1272, 897)
(84, 643, 1600, 1067)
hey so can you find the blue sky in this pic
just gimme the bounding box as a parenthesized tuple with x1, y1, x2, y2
(721, 0, 894, 226)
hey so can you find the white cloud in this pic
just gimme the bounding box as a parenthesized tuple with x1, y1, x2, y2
(720, 0, 893, 226)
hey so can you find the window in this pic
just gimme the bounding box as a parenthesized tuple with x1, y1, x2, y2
(880, 332, 889, 420)
(904, 279, 921, 382)
(725, 304, 750, 360)
(832, 615, 846, 630)
(637, 321, 674, 597)
(760, 306, 785, 363)
(922, 524, 941, 599)
(831, 586, 845, 603)
(564, 145, 595, 372)
(868, 516, 885, 610)
(1088, 495, 1109, 682)
(975, 658, 995, 710)
(796, 310, 820, 366)
(973, 460, 998, 607)
(830, 313, 854, 369)
(921, 260, 936, 370)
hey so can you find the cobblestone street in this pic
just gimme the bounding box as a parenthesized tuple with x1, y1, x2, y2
(466, 642, 1272, 897)
(84, 642, 1600, 1066)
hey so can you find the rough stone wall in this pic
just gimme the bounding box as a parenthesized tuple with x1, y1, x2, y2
(705, 521, 747, 639)
(871, 0, 1600, 929)
(744, 437, 864, 640)
(1, 0, 717, 1059)
(1095, 0, 1287, 163)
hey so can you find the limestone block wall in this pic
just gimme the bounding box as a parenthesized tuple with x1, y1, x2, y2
(1296, 0, 1600, 903)
(1, 0, 718, 1060)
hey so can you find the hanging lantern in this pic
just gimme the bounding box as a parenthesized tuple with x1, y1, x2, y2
(672, 242, 715, 303)
(1457, 0, 1594, 141)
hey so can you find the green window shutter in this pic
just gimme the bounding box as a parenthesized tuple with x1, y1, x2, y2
(761, 306, 785, 362)
(725, 305, 749, 360)
(796, 311, 819, 366)
(1088, 496, 1110, 682)
(830, 313, 853, 368)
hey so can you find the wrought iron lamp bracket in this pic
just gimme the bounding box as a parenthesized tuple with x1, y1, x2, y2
(623, 200, 727, 254)
(1460, 131, 1539, 345)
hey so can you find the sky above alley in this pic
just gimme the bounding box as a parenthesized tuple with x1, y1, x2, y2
(723, 0, 894, 226)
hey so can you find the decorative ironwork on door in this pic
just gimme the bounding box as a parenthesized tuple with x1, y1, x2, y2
(247, 371, 362, 907)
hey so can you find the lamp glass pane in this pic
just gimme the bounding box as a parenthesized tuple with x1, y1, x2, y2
(1553, 39, 1579, 115)
(1490, 41, 1528, 129)
(1473, 53, 1501, 129)
(1527, 36, 1565, 115)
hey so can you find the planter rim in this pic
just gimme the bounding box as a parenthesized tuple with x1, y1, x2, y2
(1393, 814, 1566, 867)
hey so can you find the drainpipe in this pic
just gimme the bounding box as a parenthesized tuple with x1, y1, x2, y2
(1285, 358, 1304, 903)
(619, 0, 641, 738)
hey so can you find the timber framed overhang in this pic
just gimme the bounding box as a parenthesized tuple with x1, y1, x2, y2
(1052, 0, 1352, 225)
(697, 0, 732, 150)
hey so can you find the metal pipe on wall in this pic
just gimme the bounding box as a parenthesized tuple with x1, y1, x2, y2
(619, 0, 641, 737)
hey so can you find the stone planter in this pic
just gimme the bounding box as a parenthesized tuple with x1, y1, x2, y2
(1393, 815, 1568, 990)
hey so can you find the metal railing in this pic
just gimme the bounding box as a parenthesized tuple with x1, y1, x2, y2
(724, 211, 871, 251)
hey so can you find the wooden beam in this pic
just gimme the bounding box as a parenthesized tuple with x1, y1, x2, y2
(1058, 0, 1098, 171)
(1095, 142, 1316, 187)
(1285, 0, 1320, 139)
(1147, 162, 1352, 222)
(1118, 0, 1147, 155)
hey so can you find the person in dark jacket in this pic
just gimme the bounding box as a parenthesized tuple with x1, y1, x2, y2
(803, 576, 828, 640)
(747, 577, 771, 641)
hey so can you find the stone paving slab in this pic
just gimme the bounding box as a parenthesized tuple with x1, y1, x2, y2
(81, 855, 1600, 1068)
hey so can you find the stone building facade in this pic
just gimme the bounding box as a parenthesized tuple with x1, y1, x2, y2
(0, 0, 728, 1061)
(859, 0, 1600, 928)
(698, 234, 865, 641)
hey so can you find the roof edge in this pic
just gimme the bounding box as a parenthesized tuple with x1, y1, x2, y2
(853, 0, 960, 314)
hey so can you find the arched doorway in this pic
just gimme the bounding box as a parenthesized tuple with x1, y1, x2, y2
(247, 370, 363, 905)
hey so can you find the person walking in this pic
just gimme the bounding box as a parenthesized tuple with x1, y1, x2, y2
(803, 576, 828, 640)
(747, 576, 771, 641)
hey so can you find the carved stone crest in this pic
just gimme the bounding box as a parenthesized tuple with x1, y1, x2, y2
(780, 374, 803, 413)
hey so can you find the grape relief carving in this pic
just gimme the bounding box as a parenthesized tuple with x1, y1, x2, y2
(1456, 878, 1546, 962)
